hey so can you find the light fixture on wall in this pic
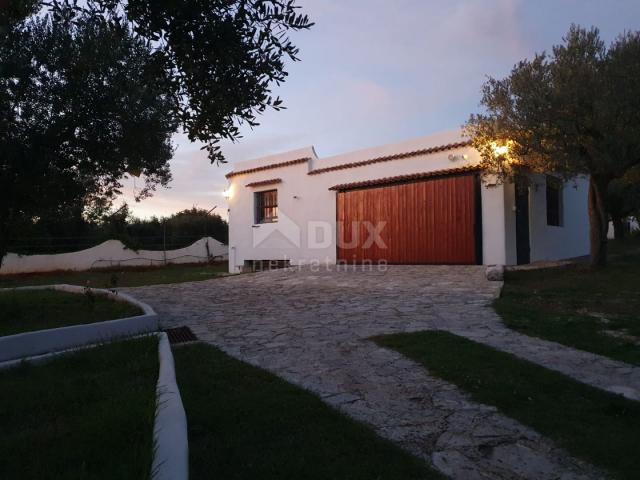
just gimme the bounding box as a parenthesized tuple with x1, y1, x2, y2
(223, 187, 232, 199)
(448, 154, 469, 162)
(490, 140, 515, 159)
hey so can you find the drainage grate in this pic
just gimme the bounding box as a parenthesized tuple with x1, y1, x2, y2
(165, 326, 198, 344)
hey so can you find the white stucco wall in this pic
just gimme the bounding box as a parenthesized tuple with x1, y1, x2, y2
(502, 182, 519, 266)
(528, 175, 590, 262)
(227, 131, 510, 272)
(501, 175, 590, 263)
(0, 237, 228, 275)
(481, 178, 508, 266)
(226, 131, 590, 271)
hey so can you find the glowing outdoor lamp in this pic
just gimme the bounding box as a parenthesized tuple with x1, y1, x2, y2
(493, 144, 509, 156)
(223, 187, 232, 199)
(491, 141, 511, 156)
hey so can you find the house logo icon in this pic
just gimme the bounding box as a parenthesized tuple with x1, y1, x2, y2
(252, 210, 301, 248)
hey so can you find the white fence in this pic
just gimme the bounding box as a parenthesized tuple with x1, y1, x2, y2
(607, 218, 639, 239)
(0, 237, 228, 275)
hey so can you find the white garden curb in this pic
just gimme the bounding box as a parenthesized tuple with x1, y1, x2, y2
(152, 332, 189, 480)
(0, 288, 189, 479)
(0, 284, 158, 362)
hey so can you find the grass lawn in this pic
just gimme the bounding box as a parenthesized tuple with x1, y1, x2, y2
(374, 330, 640, 480)
(173, 342, 442, 480)
(0, 261, 228, 289)
(0, 289, 142, 336)
(0, 336, 158, 480)
(494, 237, 640, 365)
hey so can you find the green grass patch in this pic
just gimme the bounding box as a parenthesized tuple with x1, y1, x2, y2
(174, 342, 442, 480)
(0, 289, 143, 336)
(0, 261, 228, 289)
(374, 330, 640, 480)
(0, 336, 158, 480)
(495, 237, 640, 365)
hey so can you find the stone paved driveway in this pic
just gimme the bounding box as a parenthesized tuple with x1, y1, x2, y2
(126, 265, 639, 479)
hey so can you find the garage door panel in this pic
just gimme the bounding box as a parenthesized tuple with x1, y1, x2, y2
(337, 174, 478, 264)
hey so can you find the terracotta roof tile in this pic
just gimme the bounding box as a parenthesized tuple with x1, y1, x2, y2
(226, 157, 310, 178)
(245, 178, 282, 187)
(226, 140, 472, 179)
(309, 140, 472, 175)
(328, 165, 481, 191)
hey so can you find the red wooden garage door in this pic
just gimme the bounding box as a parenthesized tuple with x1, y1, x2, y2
(336, 173, 479, 264)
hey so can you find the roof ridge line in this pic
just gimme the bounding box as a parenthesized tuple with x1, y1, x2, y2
(225, 140, 472, 179)
(225, 157, 311, 178)
(309, 140, 472, 176)
(328, 164, 481, 191)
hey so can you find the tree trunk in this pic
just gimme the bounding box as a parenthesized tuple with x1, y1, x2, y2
(588, 176, 610, 268)
(612, 216, 627, 240)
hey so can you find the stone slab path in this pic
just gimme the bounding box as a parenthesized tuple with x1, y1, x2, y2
(125, 265, 639, 479)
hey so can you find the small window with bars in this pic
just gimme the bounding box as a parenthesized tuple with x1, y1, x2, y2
(255, 189, 278, 223)
(546, 176, 563, 227)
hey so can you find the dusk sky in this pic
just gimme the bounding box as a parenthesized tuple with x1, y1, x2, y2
(121, 0, 640, 219)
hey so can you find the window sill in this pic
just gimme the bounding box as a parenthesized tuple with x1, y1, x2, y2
(253, 220, 278, 226)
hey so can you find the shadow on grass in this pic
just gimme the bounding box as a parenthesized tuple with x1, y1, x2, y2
(374, 330, 640, 480)
(495, 237, 640, 366)
(174, 342, 443, 480)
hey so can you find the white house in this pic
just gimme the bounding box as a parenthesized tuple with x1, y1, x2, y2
(225, 130, 590, 273)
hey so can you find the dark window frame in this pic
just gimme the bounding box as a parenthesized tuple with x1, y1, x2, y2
(255, 189, 278, 224)
(546, 176, 563, 227)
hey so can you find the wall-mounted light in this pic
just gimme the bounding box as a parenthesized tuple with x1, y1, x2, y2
(223, 187, 232, 199)
(491, 140, 515, 158)
(448, 154, 469, 162)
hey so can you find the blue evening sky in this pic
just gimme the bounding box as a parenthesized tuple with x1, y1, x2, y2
(121, 0, 640, 218)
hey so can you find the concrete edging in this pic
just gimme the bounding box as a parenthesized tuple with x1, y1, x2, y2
(0, 330, 191, 480)
(0, 284, 158, 362)
(152, 332, 189, 480)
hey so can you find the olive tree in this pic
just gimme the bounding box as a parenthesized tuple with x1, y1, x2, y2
(0, 0, 312, 263)
(465, 25, 640, 267)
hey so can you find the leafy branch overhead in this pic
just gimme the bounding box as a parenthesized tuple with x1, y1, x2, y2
(0, 0, 312, 264)
(49, 0, 314, 164)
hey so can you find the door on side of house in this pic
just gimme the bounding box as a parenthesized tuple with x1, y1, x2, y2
(336, 173, 480, 264)
(515, 182, 531, 265)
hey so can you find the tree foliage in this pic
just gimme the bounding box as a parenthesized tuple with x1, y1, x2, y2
(46, 0, 313, 163)
(1, 0, 311, 263)
(1, 8, 176, 261)
(108, 206, 229, 250)
(7, 205, 228, 254)
(465, 25, 640, 267)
